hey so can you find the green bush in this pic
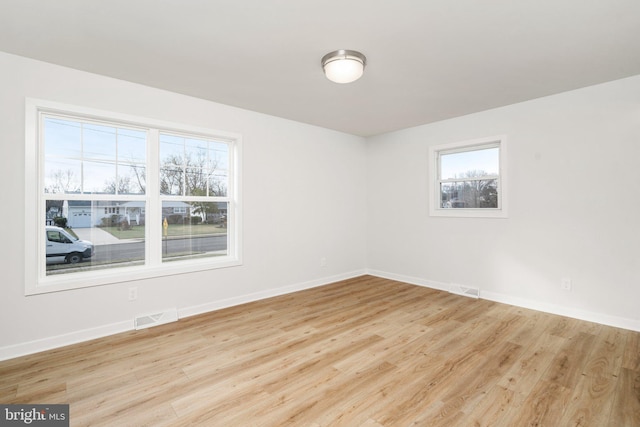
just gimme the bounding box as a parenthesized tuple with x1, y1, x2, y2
(190, 216, 202, 225)
(167, 214, 183, 225)
(99, 215, 123, 227)
(53, 216, 68, 228)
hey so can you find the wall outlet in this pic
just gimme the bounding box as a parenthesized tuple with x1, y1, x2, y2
(320, 257, 327, 267)
(561, 278, 572, 291)
(128, 287, 138, 301)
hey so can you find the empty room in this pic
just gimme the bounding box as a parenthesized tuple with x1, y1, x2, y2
(1, 1, 639, 426)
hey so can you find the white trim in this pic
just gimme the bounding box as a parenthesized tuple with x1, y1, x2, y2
(6, 268, 637, 360)
(24, 98, 39, 295)
(26, 98, 242, 141)
(25, 98, 243, 295)
(366, 269, 640, 332)
(0, 269, 366, 361)
(480, 290, 640, 333)
(428, 135, 508, 218)
(180, 270, 366, 319)
(28, 260, 244, 295)
(0, 320, 132, 362)
(365, 269, 450, 292)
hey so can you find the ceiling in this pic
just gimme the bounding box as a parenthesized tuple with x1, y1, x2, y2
(1, 1, 639, 137)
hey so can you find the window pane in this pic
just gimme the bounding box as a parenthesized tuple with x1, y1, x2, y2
(160, 133, 229, 196)
(44, 159, 81, 194)
(182, 137, 210, 196)
(161, 201, 228, 262)
(440, 147, 499, 180)
(209, 143, 229, 196)
(45, 199, 146, 275)
(119, 165, 146, 195)
(43, 116, 147, 195)
(83, 123, 117, 162)
(44, 117, 81, 158)
(118, 129, 147, 194)
(185, 168, 207, 196)
(83, 160, 117, 194)
(160, 134, 185, 195)
(185, 137, 208, 153)
(118, 129, 147, 164)
(210, 170, 228, 197)
(44, 117, 82, 194)
(440, 179, 498, 208)
(159, 163, 184, 195)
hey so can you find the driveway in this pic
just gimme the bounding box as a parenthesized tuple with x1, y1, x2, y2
(73, 227, 124, 245)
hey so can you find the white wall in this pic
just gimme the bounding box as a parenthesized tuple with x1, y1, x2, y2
(366, 74, 640, 330)
(2, 50, 638, 360)
(0, 52, 367, 359)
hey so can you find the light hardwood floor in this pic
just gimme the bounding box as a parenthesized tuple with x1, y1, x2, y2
(1, 276, 639, 426)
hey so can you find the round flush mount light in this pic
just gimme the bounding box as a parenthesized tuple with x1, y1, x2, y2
(321, 49, 366, 84)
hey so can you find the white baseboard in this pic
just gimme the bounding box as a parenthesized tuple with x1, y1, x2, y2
(0, 269, 367, 362)
(179, 269, 367, 319)
(0, 320, 132, 362)
(6, 267, 635, 361)
(367, 269, 640, 332)
(365, 269, 450, 292)
(480, 290, 640, 332)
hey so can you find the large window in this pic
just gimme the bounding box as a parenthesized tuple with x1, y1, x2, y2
(429, 135, 507, 218)
(25, 99, 242, 294)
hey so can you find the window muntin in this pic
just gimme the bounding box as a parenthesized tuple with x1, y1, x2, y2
(429, 136, 507, 218)
(27, 99, 241, 294)
(43, 117, 147, 195)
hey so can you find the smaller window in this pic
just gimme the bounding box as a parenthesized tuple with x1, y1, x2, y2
(429, 135, 507, 218)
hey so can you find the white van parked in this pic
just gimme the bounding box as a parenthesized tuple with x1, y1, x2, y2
(46, 226, 94, 264)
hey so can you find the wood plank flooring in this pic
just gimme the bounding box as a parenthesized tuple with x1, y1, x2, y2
(1, 275, 639, 426)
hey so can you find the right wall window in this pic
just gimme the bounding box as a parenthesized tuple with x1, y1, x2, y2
(429, 135, 508, 218)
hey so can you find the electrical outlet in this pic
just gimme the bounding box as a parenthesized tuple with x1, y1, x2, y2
(128, 287, 138, 301)
(320, 257, 327, 267)
(561, 278, 572, 291)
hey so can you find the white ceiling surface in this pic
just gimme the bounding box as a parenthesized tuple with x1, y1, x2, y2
(1, 1, 639, 137)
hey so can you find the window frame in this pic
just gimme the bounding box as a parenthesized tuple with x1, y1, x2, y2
(428, 135, 508, 218)
(25, 98, 242, 295)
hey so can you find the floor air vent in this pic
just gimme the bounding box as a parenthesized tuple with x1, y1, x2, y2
(134, 308, 178, 330)
(449, 284, 480, 299)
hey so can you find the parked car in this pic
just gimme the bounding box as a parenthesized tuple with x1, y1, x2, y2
(46, 226, 94, 264)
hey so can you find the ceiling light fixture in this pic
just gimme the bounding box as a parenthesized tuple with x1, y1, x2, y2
(321, 49, 366, 84)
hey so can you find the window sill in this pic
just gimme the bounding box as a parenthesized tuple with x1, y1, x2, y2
(429, 208, 508, 218)
(26, 257, 242, 295)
